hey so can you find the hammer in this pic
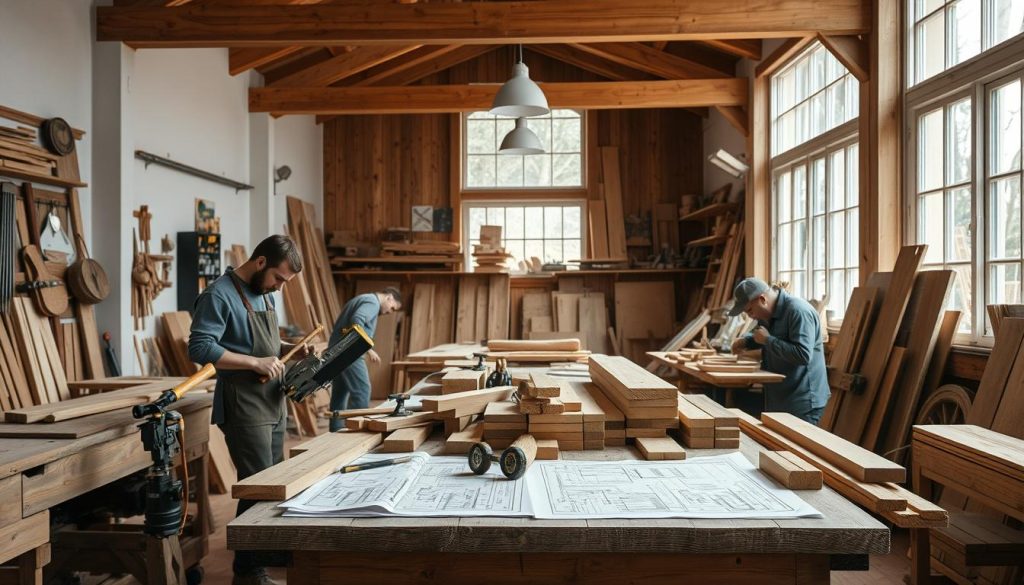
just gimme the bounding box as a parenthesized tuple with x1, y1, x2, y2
(467, 434, 538, 480)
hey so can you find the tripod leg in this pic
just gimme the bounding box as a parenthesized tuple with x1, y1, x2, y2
(146, 535, 186, 585)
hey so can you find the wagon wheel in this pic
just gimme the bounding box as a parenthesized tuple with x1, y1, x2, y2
(915, 384, 972, 425)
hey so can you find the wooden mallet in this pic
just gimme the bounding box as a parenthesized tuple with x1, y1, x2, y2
(259, 324, 324, 383)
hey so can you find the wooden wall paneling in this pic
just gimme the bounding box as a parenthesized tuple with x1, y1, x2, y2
(600, 146, 628, 260)
(456, 276, 480, 343)
(474, 280, 489, 341)
(579, 293, 609, 354)
(746, 74, 771, 280)
(429, 277, 455, 348)
(408, 282, 436, 354)
(519, 288, 555, 339)
(588, 200, 610, 259)
(614, 281, 675, 363)
(486, 274, 510, 340)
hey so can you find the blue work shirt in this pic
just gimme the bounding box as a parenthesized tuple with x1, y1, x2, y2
(742, 289, 830, 416)
(328, 293, 381, 403)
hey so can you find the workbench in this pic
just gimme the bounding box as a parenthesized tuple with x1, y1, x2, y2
(0, 393, 213, 584)
(228, 434, 889, 584)
(648, 351, 785, 406)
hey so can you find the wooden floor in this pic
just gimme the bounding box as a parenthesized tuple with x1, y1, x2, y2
(196, 430, 913, 584)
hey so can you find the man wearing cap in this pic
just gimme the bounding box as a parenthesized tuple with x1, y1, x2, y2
(729, 278, 829, 424)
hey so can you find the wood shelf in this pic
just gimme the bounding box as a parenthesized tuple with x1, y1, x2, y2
(0, 167, 87, 189)
(679, 202, 740, 222)
(686, 234, 730, 248)
(332, 268, 705, 278)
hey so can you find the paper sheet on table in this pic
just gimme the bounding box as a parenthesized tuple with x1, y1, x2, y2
(279, 452, 532, 518)
(525, 452, 822, 520)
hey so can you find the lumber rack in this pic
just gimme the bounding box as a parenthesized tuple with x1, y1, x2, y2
(46, 441, 211, 585)
(135, 150, 254, 193)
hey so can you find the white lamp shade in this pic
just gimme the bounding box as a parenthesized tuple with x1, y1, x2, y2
(490, 62, 550, 117)
(499, 118, 544, 155)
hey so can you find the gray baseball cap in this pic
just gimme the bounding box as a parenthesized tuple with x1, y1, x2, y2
(728, 277, 770, 316)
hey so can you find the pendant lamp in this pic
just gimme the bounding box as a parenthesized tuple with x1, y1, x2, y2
(499, 117, 544, 155)
(490, 45, 549, 118)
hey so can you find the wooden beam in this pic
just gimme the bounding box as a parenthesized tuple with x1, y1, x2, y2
(754, 35, 816, 78)
(700, 39, 763, 60)
(528, 45, 651, 82)
(715, 105, 749, 137)
(271, 45, 422, 87)
(346, 44, 496, 87)
(228, 46, 304, 76)
(96, 0, 872, 47)
(746, 74, 771, 279)
(571, 42, 727, 80)
(816, 33, 869, 82)
(254, 78, 749, 115)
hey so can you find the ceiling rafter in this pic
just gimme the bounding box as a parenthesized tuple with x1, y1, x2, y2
(229, 47, 305, 76)
(570, 42, 727, 80)
(699, 39, 763, 60)
(270, 44, 423, 87)
(251, 78, 749, 115)
(528, 45, 655, 82)
(96, 0, 870, 47)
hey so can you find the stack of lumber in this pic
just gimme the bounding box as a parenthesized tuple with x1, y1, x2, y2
(591, 146, 628, 261)
(660, 347, 717, 363)
(0, 124, 56, 177)
(759, 450, 822, 489)
(453, 273, 510, 343)
(588, 355, 677, 440)
(481, 401, 527, 450)
(472, 225, 513, 272)
(486, 338, 591, 363)
(381, 240, 462, 259)
(1, 297, 70, 409)
(675, 394, 740, 449)
(286, 196, 338, 338)
(693, 354, 761, 373)
(517, 372, 586, 450)
(734, 408, 947, 529)
(576, 381, 624, 446)
(440, 367, 485, 394)
(820, 244, 957, 458)
(159, 311, 199, 376)
(445, 419, 485, 454)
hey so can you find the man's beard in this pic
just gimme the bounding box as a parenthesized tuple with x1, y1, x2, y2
(249, 268, 271, 294)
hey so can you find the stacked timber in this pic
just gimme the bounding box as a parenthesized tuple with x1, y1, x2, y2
(674, 394, 740, 449)
(588, 354, 678, 441)
(472, 225, 513, 272)
(518, 372, 585, 451)
(0, 124, 56, 177)
(440, 367, 485, 394)
(577, 381, 625, 446)
(485, 338, 591, 363)
(481, 401, 527, 450)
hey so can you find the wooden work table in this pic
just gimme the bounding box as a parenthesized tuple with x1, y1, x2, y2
(228, 435, 889, 584)
(648, 351, 785, 406)
(0, 393, 213, 585)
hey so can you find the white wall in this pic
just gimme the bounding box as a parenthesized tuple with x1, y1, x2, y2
(0, 0, 94, 237)
(273, 115, 323, 231)
(0, 3, 327, 374)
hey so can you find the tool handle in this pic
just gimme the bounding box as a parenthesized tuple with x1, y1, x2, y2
(259, 323, 324, 383)
(172, 363, 217, 401)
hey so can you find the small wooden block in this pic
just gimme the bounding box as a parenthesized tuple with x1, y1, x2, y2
(518, 398, 546, 414)
(759, 450, 823, 490)
(714, 438, 741, 449)
(444, 422, 484, 454)
(381, 424, 433, 452)
(685, 436, 715, 449)
(528, 372, 562, 398)
(536, 439, 560, 460)
(540, 398, 565, 414)
(625, 427, 667, 438)
(444, 415, 473, 436)
(344, 416, 369, 430)
(441, 369, 484, 394)
(636, 436, 687, 460)
(714, 426, 740, 439)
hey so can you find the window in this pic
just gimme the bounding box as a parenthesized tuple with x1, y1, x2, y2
(914, 97, 975, 333)
(908, 0, 1024, 86)
(464, 202, 585, 267)
(771, 44, 859, 156)
(463, 109, 584, 189)
(986, 76, 1023, 314)
(774, 141, 860, 315)
(769, 41, 860, 317)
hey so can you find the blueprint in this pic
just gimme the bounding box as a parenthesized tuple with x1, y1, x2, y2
(279, 452, 531, 518)
(525, 452, 822, 519)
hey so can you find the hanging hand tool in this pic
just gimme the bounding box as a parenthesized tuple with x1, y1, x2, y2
(283, 324, 374, 402)
(21, 244, 68, 316)
(468, 434, 538, 480)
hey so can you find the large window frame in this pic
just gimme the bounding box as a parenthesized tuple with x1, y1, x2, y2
(461, 200, 588, 269)
(905, 33, 1024, 346)
(768, 41, 861, 318)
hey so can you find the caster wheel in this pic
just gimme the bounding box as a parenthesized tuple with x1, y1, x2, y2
(500, 446, 528, 480)
(468, 442, 493, 475)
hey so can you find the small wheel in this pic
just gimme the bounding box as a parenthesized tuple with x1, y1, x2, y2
(186, 564, 204, 585)
(468, 442, 493, 475)
(916, 384, 972, 425)
(500, 446, 528, 480)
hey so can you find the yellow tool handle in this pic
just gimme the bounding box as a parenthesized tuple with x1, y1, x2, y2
(171, 363, 217, 400)
(259, 323, 324, 384)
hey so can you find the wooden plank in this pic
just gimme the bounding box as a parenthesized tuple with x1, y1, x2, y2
(486, 274, 510, 339)
(971, 318, 1024, 429)
(761, 412, 905, 483)
(232, 432, 382, 501)
(208, 424, 236, 494)
(588, 200, 610, 259)
(488, 339, 581, 352)
(552, 292, 580, 332)
(420, 386, 515, 417)
(577, 295, 608, 354)
(408, 283, 435, 354)
(441, 369, 484, 394)
(831, 245, 926, 443)
(680, 394, 738, 426)
(97, 1, 870, 46)
(635, 436, 686, 460)
(0, 511, 48, 567)
(701, 39, 763, 59)
(444, 421, 484, 454)
(588, 355, 677, 401)
(857, 346, 906, 455)
(572, 41, 727, 79)
(455, 277, 480, 343)
(10, 298, 50, 406)
(677, 394, 715, 428)
(381, 425, 434, 452)
(759, 450, 823, 490)
(271, 45, 421, 87)
(429, 279, 455, 348)
(920, 310, 961, 400)
(874, 269, 955, 455)
(600, 147, 628, 260)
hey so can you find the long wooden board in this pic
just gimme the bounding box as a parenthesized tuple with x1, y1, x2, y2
(600, 146, 628, 259)
(761, 412, 905, 483)
(232, 432, 382, 500)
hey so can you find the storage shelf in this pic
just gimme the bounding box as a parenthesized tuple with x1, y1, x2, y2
(686, 234, 730, 248)
(0, 166, 87, 188)
(679, 202, 740, 222)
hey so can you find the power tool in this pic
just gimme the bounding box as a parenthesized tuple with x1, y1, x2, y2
(283, 324, 374, 402)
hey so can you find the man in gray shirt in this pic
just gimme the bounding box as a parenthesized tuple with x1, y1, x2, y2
(729, 278, 830, 424)
(328, 287, 403, 430)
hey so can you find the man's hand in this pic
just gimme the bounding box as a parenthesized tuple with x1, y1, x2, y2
(730, 338, 747, 354)
(752, 326, 771, 345)
(366, 349, 381, 365)
(252, 356, 285, 379)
